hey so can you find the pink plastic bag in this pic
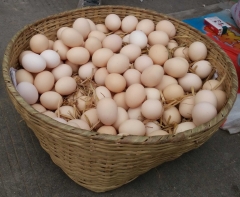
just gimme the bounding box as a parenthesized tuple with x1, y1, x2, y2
(231, 1, 240, 28)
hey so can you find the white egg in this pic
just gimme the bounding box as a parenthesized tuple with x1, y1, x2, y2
(17, 82, 39, 104)
(129, 30, 148, 49)
(40, 50, 61, 69)
(22, 53, 46, 73)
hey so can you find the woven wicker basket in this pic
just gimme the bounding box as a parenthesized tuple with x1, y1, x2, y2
(2, 5, 238, 192)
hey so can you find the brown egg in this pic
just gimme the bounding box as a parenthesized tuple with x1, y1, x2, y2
(167, 40, 178, 50)
(53, 40, 69, 60)
(145, 88, 161, 100)
(68, 119, 90, 130)
(148, 44, 168, 65)
(40, 91, 63, 110)
(113, 92, 129, 110)
(86, 19, 96, 31)
(179, 96, 195, 118)
(191, 60, 212, 79)
(94, 67, 109, 86)
(125, 84, 146, 108)
(72, 18, 91, 40)
(42, 110, 57, 118)
(84, 37, 102, 55)
(163, 84, 185, 100)
(105, 14, 121, 32)
(148, 31, 169, 46)
(48, 40, 54, 50)
(121, 15, 138, 33)
(202, 80, 223, 90)
(119, 119, 146, 136)
(192, 102, 217, 126)
(174, 47, 189, 59)
(141, 65, 164, 87)
(66, 47, 90, 65)
(55, 76, 77, 96)
(195, 90, 217, 108)
(105, 73, 126, 93)
(16, 69, 34, 84)
(97, 126, 117, 135)
(55, 106, 75, 119)
(212, 90, 227, 112)
(120, 44, 141, 62)
(61, 28, 84, 47)
(65, 60, 79, 73)
(178, 73, 202, 92)
(81, 108, 99, 127)
(78, 62, 97, 80)
(141, 99, 163, 120)
(134, 55, 153, 72)
(88, 30, 106, 42)
(163, 106, 181, 125)
(102, 34, 122, 53)
(92, 48, 114, 68)
(113, 107, 129, 130)
(156, 20, 176, 38)
(123, 69, 141, 87)
(107, 54, 130, 74)
(188, 41, 207, 61)
(76, 96, 92, 112)
(31, 103, 46, 113)
(30, 34, 49, 54)
(175, 122, 196, 134)
(57, 27, 69, 39)
(34, 71, 55, 94)
(147, 130, 169, 136)
(128, 106, 144, 121)
(136, 19, 155, 35)
(52, 64, 72, 81)
(155, 75, 178, 91)
(96, 24, 110, 33)
(164, 57, 189, 78)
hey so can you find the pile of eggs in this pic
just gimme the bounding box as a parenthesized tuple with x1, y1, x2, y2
(16, 14, 227, 137)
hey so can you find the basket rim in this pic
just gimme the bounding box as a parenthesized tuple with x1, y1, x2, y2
(2, 5, 238, 144)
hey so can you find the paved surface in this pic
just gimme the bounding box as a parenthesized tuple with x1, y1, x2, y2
(1, 0, 240, 196)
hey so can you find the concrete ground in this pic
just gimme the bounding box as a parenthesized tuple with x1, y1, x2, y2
(0, 0, 240, 196)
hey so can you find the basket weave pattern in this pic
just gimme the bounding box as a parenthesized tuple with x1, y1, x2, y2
(2, 6, 238, 192)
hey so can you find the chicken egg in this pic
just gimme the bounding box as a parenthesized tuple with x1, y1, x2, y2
(125, 84, 146, 108)
(178, 73, 202, 92)
(42, 110, 57, 118)
(121, 15, 138, 33)
(81, 108, 99, 127)
(55, 76, 77, 96)
(88, 30, 106, 42)
(86, 19, 96, 31)
(72, 18, 91, 40)
(31, 103, 46, 113)
(97, 98, 118, 125)
(96, 24, 110, 33)
(120, 44, 141, 62)
(179, 96, 195, 118)
(57, 27, 68, 39)
(105, 14, 121, 31)
(175, 122, 196, 134)
(55, 106, 75, 119)
(136, 19, 155, 35)
(191, 60, 212, 79)
(92, 48, 114, 68)
(147, 130, 169, 136)
(68, 119, 91, 130)
(78, 61, 97, 80)
(212, 90, 227, 112)
(167, 40, 178, 50)
(53, 40, 69, 60)
(163, 106, 181, 125)
(16, 69, 34, 84)
(123, 69, 141, 87)
(129, 30, 148, 49)
(29, 34, 49, 54)
(141, 99, 163, 120)
(113, 107, 129, 129)
(17, 82, 38, 104)
(202, 80, 223, 90)
(97, 126, 117, 135)
(94, 67, 109, 86)
(113, 92, 129, 110)
(141, 65, 164, 87)
(102, 34, 122, 53)
(105, 73, 126, 93)
(128, 107, 144, 121)
(148, 31, 169, 46)
(51, 64, 72, 81)
(192, 102, 217, 126)
(155, 75, 178, 91)
(84, 37, 102, 55)
(22, 53, 46, 73)
(67, 47, 90, 65)
(34, 71, 55, 94)
(119, 119, 146, 136)
(95, 86, 112, 100)
(134, 55, 153, 72)
(195, 90, 218, 108)
(40, 50, 61, 69)
(61, 28, 84, 48)
(156, 20, 176, 38)
(163, 84, 185, 100)
(173, 47, 189, 59)
(145, 88, 160, 100)
(188, 41, 207, 61)
(65, 60, 79, 73)
(40, 91, 63, 110)
(148, 44, 168, 65)
(76, 96, 92, 112)
(107, 54, 130, 74)
(145, 121, 161, 136)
